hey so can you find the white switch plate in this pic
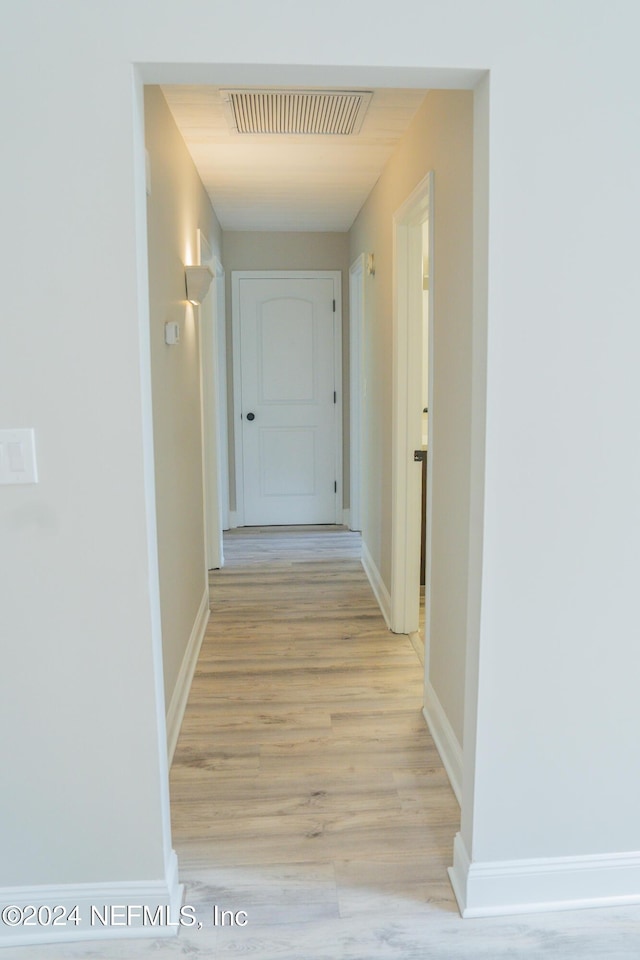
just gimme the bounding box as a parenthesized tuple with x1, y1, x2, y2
(164, 321, 180, 345)
(0, 429, 38, 484)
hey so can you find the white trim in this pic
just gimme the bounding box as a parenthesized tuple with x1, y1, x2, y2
(342, 508, 350, 528)
(215, 261, 230, 531)
(132, 68, 176, 878)
(361, 539, 391, 629)
(231, 270, 343, 526)
(0, 852, 182, 947)
(349, 253, 365, 532)
(449, 833, 640, 918)
(166, 587, 210, 763)
(390, 172, 434, 635)
(197, 234, 227, 568)
(422, 681, 462, 805)
(231, 276, 245, 525)
(423, 200, 435, 678)
(197, 285, 221, 570)
(332, 272, 344, 524)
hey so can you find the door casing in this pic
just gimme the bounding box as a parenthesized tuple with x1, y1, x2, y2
(198, 229, 228, 569)
(349, 254, 365, 533)
(390, 172, 434, 641)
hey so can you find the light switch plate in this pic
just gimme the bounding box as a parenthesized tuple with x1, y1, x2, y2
(0, 429, 38, 484)
(165, 321, 180, 345)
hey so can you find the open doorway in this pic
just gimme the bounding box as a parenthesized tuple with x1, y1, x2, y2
(141, 69, 483, 912)
(416, 216, 431, 662)
(390, 172, 433, 642)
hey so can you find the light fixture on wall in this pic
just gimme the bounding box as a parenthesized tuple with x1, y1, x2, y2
(366, 253, 376, 277)
(184, 264, 214, 305)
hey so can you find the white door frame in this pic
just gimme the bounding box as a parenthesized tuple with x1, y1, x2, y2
(214, 264, 230, 532)
(197, 229, 228, 568)
(231, 270, 343, 527)
(349, 254, 365, 533)
(390, 172, 434, 636)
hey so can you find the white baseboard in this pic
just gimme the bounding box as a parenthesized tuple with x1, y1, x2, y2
(361, 539, 391, 629)
(229, 510, 240, 528)
(166, 587, 210, 763)
(0, 851, 182, 947)
(422, 681, 463, 806)
(449, 832, 640, 918)
(342, 508, 350, 528)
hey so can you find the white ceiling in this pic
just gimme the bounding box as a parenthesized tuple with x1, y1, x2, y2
(161, 86, 427, 232)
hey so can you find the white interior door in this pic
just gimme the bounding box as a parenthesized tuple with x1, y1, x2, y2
(235, 273, 340, 525)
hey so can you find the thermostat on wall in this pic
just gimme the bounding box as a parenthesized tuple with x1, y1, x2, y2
(164, 321, 180, 345)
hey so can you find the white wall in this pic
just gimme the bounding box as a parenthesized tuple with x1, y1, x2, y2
(2, 0, 640, 932)
(145, 86, 221, 710)
(0, 12, 173, 907)
(222, 231, 351, 510)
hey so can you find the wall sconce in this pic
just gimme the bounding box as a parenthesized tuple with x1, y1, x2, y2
(366, 253, 376, 277)
(185, 264, 214, 305)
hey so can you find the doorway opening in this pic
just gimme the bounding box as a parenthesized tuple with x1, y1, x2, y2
(390, 172, 433, 644)
(138, 65, 488, 914)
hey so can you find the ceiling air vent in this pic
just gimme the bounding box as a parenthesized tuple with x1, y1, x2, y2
(221, 89, 373, 136)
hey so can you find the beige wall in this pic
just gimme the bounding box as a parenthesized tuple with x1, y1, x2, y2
(145, 86, 222, 709)
(350, 90, 473, 745)
(222, 231, 351, 511)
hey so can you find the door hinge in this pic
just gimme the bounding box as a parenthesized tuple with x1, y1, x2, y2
(332, 299, 336, 312)
(334, 481, 337, 493)
(333, 390, 337, 404)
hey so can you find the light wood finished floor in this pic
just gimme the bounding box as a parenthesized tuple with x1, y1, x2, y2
(15, 527, 640, 958)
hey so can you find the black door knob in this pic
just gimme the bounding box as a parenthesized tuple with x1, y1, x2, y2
(246, 412, 255, 421)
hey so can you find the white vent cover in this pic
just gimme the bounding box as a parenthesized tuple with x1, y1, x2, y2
(221, 89, 372, 136)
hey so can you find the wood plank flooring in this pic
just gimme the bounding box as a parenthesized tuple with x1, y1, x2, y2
(171, 525, 458, 926)
(14, 527, 640, 958)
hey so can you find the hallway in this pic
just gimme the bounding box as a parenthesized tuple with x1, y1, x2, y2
(166, 527, 640, 958)
(171, 525, 460, 943)
(12, 527, 640, 958)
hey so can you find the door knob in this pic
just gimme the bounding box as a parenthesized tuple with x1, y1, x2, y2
(246, 412, 255, 421)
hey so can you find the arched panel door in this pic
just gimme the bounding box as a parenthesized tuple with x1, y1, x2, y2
(236, 275, 340, 525)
